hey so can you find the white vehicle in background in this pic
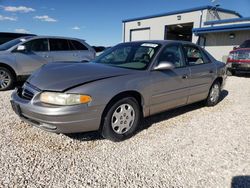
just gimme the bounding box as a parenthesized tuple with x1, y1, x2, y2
(0, 36, 96, 91)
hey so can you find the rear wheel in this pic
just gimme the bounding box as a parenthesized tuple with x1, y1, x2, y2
(101, 97, 141, 142)
(206, 81, 221, 107)
(0, 67, 14, 91)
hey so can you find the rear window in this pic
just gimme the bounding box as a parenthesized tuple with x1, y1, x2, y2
(69, 40, 88, 50)
(240, 40, 250, 48)
(49, 39, 70, 51)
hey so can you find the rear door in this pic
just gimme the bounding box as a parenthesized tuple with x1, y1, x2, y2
(182, 45, 216, 104)
(68, 40, 93, 62)
(14, 38, 52, 75)
(150, 43, 191, 115)
(48, 38, 79, 62)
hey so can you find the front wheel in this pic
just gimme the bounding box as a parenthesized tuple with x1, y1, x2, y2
(0, 67, 14, 91)
(206, 81, 221, 107)
(101, 97, 141, 142)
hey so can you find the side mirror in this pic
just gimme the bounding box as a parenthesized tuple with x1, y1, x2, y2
(16, 45, 26, 52)
(153, 61, 175, 71)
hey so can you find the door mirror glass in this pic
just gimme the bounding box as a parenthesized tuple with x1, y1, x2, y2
(16, 45, 26, 52)
(154, 61, 175, 71)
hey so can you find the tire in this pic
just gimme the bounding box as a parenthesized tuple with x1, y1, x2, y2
(0, 67, 15, 91)
(206, 81, 221, 107)
(101, 97, 141, 142)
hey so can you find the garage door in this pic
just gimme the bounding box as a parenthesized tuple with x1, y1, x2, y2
(130, 28, 150, 41)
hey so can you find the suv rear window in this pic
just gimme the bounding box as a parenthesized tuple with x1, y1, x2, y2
(240, 40, 250, 48)
(49, 39, 70, 51)
(69, 40, 88, 50)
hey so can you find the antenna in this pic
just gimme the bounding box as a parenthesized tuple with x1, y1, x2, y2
(211, 0, 221, 7)
(209, 0, 221, 20)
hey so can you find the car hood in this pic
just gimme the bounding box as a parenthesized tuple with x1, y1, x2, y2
(0, 50, 8, 54)
(27, 62, 137, 92)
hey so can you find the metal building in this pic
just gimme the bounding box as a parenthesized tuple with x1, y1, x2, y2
(122, 6, 250, 62)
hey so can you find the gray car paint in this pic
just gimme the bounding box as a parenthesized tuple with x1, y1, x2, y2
(11, 40, 227, 133)
(27, 62, 137, 91)
(0, 36, 95, 77)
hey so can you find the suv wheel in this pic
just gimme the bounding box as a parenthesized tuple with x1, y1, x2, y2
(206, 81, 221, 107)
(101, 97, 141, 141)
(0, 67, 14, 91)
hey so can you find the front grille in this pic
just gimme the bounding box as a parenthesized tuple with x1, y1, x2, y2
(19, 83, 39, 101)
(21, 88, 34, 100)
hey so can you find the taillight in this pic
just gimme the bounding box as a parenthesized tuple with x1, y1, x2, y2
(227, 52, 238, 63)
(227, 50, 250, 63)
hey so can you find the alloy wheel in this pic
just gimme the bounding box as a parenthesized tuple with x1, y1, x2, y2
(0, 70, 11, 90)
(111, 103, 135, 134)
(210, 84, 220, 103)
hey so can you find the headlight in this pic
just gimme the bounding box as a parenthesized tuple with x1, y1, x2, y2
(40, 92, 92, 106)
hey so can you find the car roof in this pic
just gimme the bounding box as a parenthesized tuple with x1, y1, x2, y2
(122, 40, 196, 46)
(30, 35, 85, 41)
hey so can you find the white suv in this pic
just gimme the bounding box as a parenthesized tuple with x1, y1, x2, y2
(0, 36, 96, 91)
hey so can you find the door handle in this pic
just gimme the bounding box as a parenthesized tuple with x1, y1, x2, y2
(182, 75, 188, 79)
(209, 70, 214, 74)
(43, 55, 49, 58)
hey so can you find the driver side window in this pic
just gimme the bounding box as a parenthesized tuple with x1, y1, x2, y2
(158, 45, 184, 68)
(23, 39, 49, 52)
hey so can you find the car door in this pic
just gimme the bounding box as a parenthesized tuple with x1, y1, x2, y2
(69, 39, 93, 62)
(49, 38, 79, 62)
(14, 38, 52, 75)
(150, 44, 191, 115)
(182, 45, 216, 104)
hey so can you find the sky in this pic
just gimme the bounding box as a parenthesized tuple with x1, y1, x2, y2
(0, 0, 250, 46)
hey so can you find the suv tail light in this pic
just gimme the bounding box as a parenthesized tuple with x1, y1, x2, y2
(227, 52, 238, 63)
(227, 50, 250, 63)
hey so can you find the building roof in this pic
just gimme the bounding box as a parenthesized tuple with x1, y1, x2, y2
(122, 6, 242, 23)
(193, 23, 250, 35)
(204, 17, 250, 25)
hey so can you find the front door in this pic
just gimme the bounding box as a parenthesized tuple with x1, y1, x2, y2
(14, 38, 52, 75)
(150, 44, 191, 115)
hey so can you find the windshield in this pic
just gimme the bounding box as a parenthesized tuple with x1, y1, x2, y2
(94, 42, 161, 70)
(0, 37, 31, 51)
(240, 40, 250, 48)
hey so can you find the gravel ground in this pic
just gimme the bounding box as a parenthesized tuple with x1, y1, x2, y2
(0, 76, 249, 188)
